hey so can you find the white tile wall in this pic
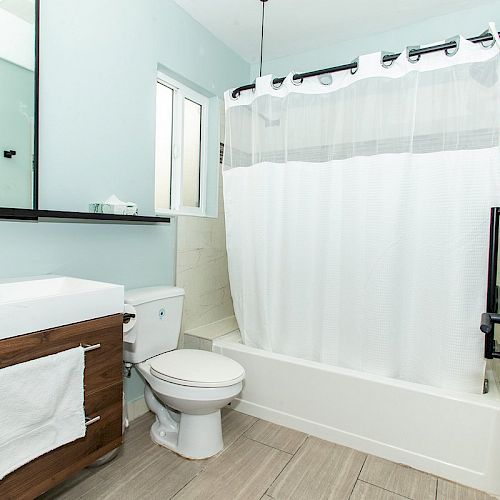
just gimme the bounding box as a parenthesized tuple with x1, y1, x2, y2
(176, 104, 235, 335)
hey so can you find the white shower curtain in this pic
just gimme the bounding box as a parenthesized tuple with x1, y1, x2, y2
(223, 29, 500, 393)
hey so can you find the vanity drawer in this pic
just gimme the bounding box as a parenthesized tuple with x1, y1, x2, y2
(0, 314, 123, 393)
(0, 383, 123, 500)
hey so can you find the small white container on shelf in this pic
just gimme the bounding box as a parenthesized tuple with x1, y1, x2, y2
(89, 195, 138, 216)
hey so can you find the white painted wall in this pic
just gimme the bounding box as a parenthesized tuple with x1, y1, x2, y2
(251, 2, 500, 78)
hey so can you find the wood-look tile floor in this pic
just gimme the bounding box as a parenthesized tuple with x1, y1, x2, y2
(41, 409, 495, 500)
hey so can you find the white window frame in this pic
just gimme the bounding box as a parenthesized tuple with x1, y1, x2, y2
(155, 71, 209, 217)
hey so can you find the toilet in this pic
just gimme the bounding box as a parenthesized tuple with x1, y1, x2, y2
(123, 286, 245, 459)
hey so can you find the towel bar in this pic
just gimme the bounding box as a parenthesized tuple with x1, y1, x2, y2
(81, 343, 101, 352)
(85, 415, 101, 427)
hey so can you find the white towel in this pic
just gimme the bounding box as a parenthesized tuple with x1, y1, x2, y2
(0, 347, 86, 479)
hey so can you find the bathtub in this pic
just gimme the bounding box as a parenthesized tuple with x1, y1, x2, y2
(213, 331, 500, 496)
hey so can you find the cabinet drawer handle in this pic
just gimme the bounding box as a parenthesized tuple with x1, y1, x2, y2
(81, 343, 101, 352)
(85, 415, 101, 427)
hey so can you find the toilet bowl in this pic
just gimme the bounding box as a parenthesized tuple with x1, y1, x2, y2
(137, 349, 244, 458)
(122, 286, 245, 459)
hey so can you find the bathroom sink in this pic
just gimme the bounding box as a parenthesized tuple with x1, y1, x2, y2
(0, 275, 124, 340)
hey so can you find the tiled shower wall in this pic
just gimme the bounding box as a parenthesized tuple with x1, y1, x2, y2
(176, 105, 235, 334)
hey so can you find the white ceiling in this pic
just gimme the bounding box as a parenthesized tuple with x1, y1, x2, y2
(173, 0, 489, 63)
(0, 0, 34, 24)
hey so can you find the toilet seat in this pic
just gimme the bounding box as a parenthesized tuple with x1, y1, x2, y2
(149, 349, 245, 388)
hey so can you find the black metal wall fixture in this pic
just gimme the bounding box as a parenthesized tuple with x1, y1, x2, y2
(481, 207, 500, 359)
(34, 0, 40, 210)
(0, 207, 170, 224)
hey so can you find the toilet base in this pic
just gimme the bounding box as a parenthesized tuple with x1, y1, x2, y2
(150, 410, 223, 459)
(144, 384, 224, 459)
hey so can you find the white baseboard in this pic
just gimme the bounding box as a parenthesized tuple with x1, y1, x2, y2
(126, 396, 149, 422)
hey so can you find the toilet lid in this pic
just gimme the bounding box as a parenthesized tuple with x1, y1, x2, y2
(149, 349, 245, 388)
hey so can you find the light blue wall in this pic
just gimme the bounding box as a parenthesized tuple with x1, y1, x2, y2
(251, 2, 500, 79)
(0, 0, 249, 402)
(40, 0, 249, 215)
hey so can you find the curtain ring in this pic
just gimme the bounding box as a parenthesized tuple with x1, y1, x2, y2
(291, 73, 304, 85)
(444, 36, 460, 56)
(406, 45, 421, 64)
(480, 29, 496, 48)
(380, 51, 395, 68)
(271, 78, 284, 90)
(350, 57, 359, 74)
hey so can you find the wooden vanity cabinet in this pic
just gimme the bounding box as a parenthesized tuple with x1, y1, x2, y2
(0, 314, 123, 500)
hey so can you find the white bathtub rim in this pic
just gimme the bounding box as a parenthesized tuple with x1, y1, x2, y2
(214, 331, 500, 409)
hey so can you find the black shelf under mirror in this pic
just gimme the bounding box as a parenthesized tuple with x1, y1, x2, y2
(0, 208, 170, 224)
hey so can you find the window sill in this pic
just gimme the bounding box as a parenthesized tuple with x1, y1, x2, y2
(155, 210, 217, 219)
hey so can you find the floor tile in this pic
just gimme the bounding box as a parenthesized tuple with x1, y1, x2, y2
(77, 443, 171, 499)
(359, 455, 436, 500)
(98, 412, 157, 477)
(173, 436, 291, 500)
(43, 409, 256, 499)
(350, 481, 409, 500)
(90, 447, 204, 500)
(40, 411, 496, 500)
(39, 468, 97, 499)
(267, 436, 366, 500)
(437, 479, 495, 500)
(244, 419, 307, 454)
(221, 407, 258, 449)
(41, 413, 158, 499)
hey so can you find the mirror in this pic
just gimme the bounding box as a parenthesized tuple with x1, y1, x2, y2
(0, 0, 37, 210)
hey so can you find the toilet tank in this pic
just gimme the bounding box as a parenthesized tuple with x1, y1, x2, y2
(123, 286, 185, 364)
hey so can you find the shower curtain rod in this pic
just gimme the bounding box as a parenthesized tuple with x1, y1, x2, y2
(231, 30, 500, 98)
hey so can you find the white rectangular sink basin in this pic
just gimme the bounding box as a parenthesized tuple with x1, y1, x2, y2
(0, 275, 124, 340)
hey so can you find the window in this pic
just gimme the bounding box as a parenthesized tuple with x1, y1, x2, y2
(155, 72, 209, 216)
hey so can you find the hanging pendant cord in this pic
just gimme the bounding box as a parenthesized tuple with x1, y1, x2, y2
(259, 0, 267, 77)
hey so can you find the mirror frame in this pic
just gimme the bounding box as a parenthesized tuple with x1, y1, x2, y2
(0, 0, 39, 211)
(34, 0, 39, 209)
